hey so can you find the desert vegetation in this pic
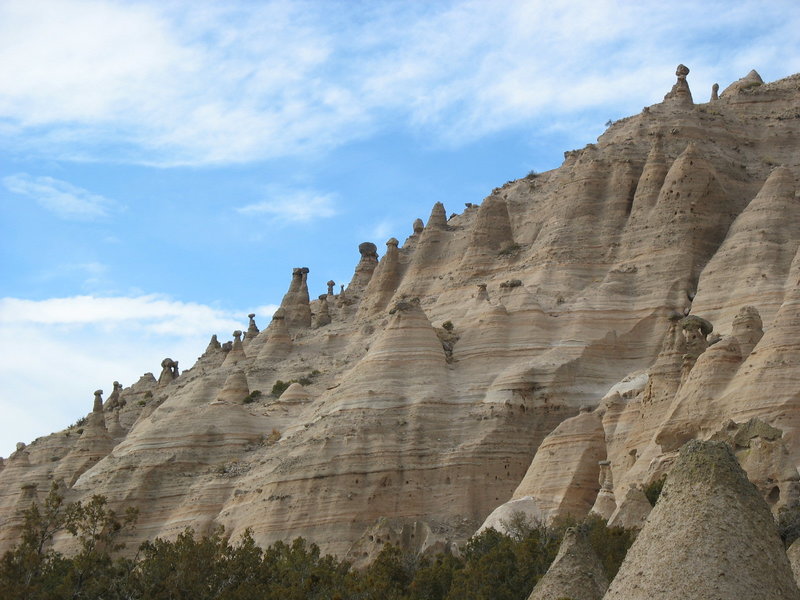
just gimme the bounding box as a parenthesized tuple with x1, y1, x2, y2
(0, 487, 633, 599)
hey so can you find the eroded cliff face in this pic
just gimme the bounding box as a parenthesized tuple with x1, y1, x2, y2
(1, 67, 799, 558)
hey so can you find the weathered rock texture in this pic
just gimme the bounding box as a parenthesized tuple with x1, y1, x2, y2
(1, 68, 800, 567)
(604, 440, 800, 600)
(528, 527, 608, 600)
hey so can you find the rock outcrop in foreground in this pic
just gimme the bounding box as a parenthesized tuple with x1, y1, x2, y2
(1, 66, 800, 567)
(605, 440, 800, 600)
(528, 526, 608, 600)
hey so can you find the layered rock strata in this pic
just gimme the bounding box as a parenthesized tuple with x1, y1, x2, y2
(604, 441, 800, 600)
(1, 68, 799, 562)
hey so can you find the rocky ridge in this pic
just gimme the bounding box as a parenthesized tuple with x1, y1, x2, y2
(1, 66, 800, 571)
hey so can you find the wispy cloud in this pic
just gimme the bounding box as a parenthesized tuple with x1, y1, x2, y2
(360, 219, 395, 244)
(3, 173, 120, 220)
(237, 190, 337, 223)
(0, 295, 246, 336)
(0, 1, 798, 165)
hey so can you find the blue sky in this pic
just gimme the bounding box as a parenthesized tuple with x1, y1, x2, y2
(1, 0, 799, 458)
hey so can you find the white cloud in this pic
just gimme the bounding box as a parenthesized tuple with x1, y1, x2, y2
(237, 190, 337, 223)
(0, 295, 278, 458)
(360, 219, 395, 244)
(0, 1, 798, 166)
(3, 173, 120, 220)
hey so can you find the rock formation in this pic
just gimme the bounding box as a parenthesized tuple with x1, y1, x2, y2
(104, 381, 124, 411)
(312, 294, 332, 328)
(279, 267, 312, 329)
(1, 67, 800, 574)
(157, 358, 179, 386)
(605, 440, 800, 600)
(244, 313, 260, 342)
(215, 370, 250, 404)
(257, 308, 293, 360)
(663, 63, 693, 105)
(528, 527, 608, 600)
(495, 407, 606, 523)
(347, 242, 380, 299)
(221, 330, 246, 366)
(277, 382, 311, 404)
(590, 460, 616, 520)
(721, 69, 764, 96)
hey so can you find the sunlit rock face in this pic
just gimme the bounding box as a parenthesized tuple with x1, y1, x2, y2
(605, 441, 800, 600)
(1, 68, 800, 559)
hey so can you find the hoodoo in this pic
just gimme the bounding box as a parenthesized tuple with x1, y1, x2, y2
(605, 441, 800, 600)
(1, 68, 800, 591)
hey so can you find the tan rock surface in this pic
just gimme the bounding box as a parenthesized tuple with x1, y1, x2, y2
(528, 527, 608, 600)
(506, 407, 606, 522)
(604, 440, 800, 600)
(1, 68, 800, 563)
(789, 538, 800, 588)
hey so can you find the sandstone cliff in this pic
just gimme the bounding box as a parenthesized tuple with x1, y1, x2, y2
(1, 66, 799, 562)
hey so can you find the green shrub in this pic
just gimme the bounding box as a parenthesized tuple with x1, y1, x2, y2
(441, 321, 454, 332)
(498, 243, 522, 257)
(643, 476, 666, 507)
(579, 514, 636, 580)
(242, 390, 262, 404)
(271, 380, 290, 397)
(272, 372, 319, 397)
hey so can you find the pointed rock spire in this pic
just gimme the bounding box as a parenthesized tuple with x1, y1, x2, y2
(470, 195, 514, 251)
(460, 195, 515, 274)
(312, 294, 332, 328)
(222, 330, 247, 366)
(87, 389, 107, 429)
(606, 486, 651, 529)
(721, 69, 764, 96)
(157, 358, 179, 386)
(605, 440, 800, 600)
(215, 370, 250, 403)
(104, 381, 124, 411)
(426, 202, 447, 229)
(347, 242, 380, 298)
(279, 267, 312, 329)
(207, 334, 221, 352)
(691, 166, 799, 329)
(107, 408, 126, 439)
(360, 237, 404, 316)
(732, 306, 763, 357)
(55, 391, 115, 487)
(257, 308, 293, 361)
(590, 460, 616, 520)
(663, 63, 693, 105)
(321, 297, 449, 412)
(278, 382, 311, 404)
(527, 527, 608, 600)
(244, 313, 260, 342)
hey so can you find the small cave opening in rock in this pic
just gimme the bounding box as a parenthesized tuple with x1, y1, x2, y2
(767, 486, 780, 504)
